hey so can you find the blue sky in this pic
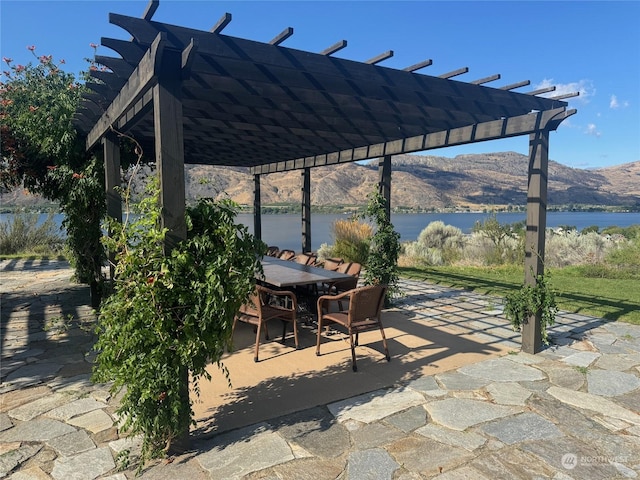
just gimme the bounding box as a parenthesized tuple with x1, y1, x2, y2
(1, 1, 638, 170)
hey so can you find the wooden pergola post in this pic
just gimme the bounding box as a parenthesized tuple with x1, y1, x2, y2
(302, 167, 312, 252)
(103, 132, 122, 280)
(522, 129, 550, 354)
(153, 49, 186, 252)
(253, 173, 262, 242)
(378, 155, 392, 221)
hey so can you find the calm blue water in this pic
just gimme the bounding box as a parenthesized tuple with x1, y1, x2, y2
(238, 211, 640, 252)
(2, 211, 638, 253)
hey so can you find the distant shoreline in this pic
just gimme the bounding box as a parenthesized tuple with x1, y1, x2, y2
(1, 204, 638, 215)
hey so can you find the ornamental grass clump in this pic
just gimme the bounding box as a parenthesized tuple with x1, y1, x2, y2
(93, 183, 265, 466)
(329, 217, 372, 264)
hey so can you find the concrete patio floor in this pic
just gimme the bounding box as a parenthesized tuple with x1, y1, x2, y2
(192, 281, 517, 436)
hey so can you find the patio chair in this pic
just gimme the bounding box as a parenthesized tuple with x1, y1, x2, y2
(316, 284, 389, 372)
(321, 257, 343, 271)
(233, 284, 298, 362)
(294, 252, 318, 265)
(278, 249, 296, 261)
(321, 262, 362, 307)
(266, 246, 280, 257)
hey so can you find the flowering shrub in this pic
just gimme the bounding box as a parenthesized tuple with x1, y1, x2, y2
(1, 46, 107, 299)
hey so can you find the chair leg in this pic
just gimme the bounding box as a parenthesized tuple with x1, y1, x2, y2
(292, 318, 299, 349)
(281, 320, 287, 343)
(254, 321, 263, 362)
(316, 316, 323, 356)
(349, 331, 357, 372)
(379, 323, 391, 362)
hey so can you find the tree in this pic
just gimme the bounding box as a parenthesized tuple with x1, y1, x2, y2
(1, 48, 106, 302)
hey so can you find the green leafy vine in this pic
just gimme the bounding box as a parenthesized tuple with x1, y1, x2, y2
(504, 271, 558, 345)
(361, 190, 401, 304)
(93, 178, 265, 466)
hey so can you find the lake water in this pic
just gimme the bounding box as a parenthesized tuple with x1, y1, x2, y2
(2, 211, 638, 253)
(236, 211, 640, 251)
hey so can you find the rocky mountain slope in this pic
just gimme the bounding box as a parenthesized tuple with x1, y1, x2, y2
(3, 153, 639, 210)
(183, 152, 639, 209)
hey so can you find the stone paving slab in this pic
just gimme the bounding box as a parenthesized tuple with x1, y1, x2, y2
(196, 424, 294, 479)
(481, 412, 563, 445)
(547, 385, 640, 425)
(425, 398, 517, 431)
(458, 357, 547, 382)
(346, 448, 399, 480)
(50, 446, 116, 480)
(587, 369, 640, 397)
(0, 418, 76, 442)
(328, 387, 425, 424)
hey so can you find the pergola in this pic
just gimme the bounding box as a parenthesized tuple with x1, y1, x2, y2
(76, 0, 577, 354)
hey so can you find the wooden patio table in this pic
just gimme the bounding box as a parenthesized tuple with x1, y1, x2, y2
(259, 256, 353, 288)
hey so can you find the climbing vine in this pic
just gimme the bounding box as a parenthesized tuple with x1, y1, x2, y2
(504, 271, 558, 345)
(93, 179, 265, 464)
(361, 190, 401, 304)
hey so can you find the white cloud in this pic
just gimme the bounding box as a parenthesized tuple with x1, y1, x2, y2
(610, 95, 619, 109)
(585, 123, 601, 137)
(534, 78, 595, 103)
(610, 94, 629, 109)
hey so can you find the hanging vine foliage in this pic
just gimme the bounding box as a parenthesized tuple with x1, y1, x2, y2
(94, 180, 265, 463)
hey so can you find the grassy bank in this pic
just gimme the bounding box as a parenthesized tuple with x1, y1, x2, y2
(399, 265, 640, 324)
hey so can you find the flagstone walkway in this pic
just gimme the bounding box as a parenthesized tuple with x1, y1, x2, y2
(1, 259, 639, 479)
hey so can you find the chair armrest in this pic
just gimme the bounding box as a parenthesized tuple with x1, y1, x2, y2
(317, 288, 353, 313)
(257, 285, 298, 310)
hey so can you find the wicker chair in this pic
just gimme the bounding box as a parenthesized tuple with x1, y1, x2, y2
(233, 284, 298, 362)
(266, 246, 280, 257)
(316, 284, 389, 372)
(277, 249, 296, 261)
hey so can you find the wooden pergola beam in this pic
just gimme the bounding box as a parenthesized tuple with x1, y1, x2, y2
(403, 59, 432, 72)
(251, 107, 576, 174)
(210, 13, 232, 34)
(438, 67, 468, 79)
(470, 74, 500, 85)
(365, 50, 394, 65)
(86, 33, 167, 150)
(270, 27, 294, 46)
(320, 40, 347, 56)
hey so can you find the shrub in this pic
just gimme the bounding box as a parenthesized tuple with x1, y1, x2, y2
(0, 212, 64, 255)
(412, 221, 464, 265)
(545, 230, 611, 267)
(472, 215, 524, 265)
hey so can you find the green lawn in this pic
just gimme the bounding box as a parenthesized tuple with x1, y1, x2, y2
(399, 265, 640, 324)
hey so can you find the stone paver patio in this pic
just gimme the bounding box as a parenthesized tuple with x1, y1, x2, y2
(2, 259, 640, 479)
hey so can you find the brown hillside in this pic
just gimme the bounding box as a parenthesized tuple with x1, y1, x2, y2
(3, 154, 639, 210)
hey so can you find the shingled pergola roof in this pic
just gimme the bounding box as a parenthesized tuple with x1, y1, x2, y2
(80, 1, 578, 354)
(77, 2, 575, 173)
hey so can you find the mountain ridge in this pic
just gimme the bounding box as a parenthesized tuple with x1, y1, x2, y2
(183, 152, 640, 210)
(2, 153, 639, 211)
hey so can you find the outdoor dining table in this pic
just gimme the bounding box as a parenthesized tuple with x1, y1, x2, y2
(259, 256, 354, 288)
